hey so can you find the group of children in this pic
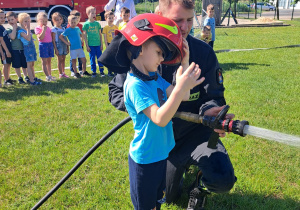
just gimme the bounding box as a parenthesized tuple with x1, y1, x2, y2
(200, 4, 215, 48)
(0, 5, 132, 87)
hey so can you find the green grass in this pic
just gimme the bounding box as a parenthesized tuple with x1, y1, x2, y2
(1, 20, 300, 209)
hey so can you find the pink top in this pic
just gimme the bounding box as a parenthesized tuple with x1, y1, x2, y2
(34, 25, 52, 43)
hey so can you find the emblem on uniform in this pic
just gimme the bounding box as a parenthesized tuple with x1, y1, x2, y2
(217, 68, 223, 84)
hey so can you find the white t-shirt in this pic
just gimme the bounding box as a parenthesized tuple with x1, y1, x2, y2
(104, 0, 137, 24)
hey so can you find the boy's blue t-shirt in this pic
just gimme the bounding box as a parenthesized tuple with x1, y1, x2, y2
(62, 27, 82, 50)
(124, 72, 175, 164)
(204, 17, 215, 41)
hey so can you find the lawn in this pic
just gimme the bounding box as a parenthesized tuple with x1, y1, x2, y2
(0, 20, 299, 209)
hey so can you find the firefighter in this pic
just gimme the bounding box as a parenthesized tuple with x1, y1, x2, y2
(100, 0, 236, 209)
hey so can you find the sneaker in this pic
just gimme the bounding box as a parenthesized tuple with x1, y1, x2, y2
(60, 73, 69, 78)
(30, 81, 42, 85)
(25, 76, 30, 83)
(18, 77, 26, 84)
(71, 72, 75, 77)
(79, 71, 83, 75)
(4, 80, 13, 86)
(7, 78, 16, 84)
(92, 72, 97, 78)
(35, 77, 42, 82)
(100, 72, 105, 77)
(74, 73, 81, 78)
(46, 76, 52, 81)
(83, 71, 92, 76)
(62, 73, 69, 78)
(51, 76, 57, 81)
(187, 187, 208, 210)
(187, 171, 210, 210)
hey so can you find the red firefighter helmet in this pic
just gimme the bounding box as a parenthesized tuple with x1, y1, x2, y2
(116, 13, 183, 65)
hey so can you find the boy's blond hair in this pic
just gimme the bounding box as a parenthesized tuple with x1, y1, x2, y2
(36, 12, 47, 22)
(51, 12, 63, 21)
(86, 6, 96, 15)
(207, 4, 214, 11)
(105, 11, 114, 20)
(18, 13, 30, 24)
(0, 10, 4, 14)
(159, 0, 194, 15)
(6, 11, 18, 19)
(68, 15, 77, 23)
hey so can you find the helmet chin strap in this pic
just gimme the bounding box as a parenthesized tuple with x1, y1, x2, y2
(130, 63, 158, 81)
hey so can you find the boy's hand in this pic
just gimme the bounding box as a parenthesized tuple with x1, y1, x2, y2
(86, 46, 91, 52)
(12, 23, 17, 30)
(6, 51, 11, 58)
(1, 54, 5, 61)
(181, 38, 189, 67)
(66, 47, 69, 54)
(67, 42, 71, 46)
(176, 62, 205, 92)
(100, 45, 103, 51)
(25, 22, 30, 30)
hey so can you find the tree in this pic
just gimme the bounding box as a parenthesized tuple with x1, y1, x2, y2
(276, 0, 279, 20)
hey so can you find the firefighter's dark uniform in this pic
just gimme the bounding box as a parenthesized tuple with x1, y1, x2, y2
(107, 35, 236, 203)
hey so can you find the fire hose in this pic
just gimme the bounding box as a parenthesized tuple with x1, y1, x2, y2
(31, 105, 248, 209)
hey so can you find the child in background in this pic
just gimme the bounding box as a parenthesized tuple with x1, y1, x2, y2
(0, 10, 14, 86)
(35, 12, 55, 81)
(68, 10, 83, 77)
(51, 12, 69, 79)
(118, 7, 130, 30)
(83, 6, 104, 77)
(102, 11, 117, 77)
(60, 15, 90, 79)
(200, 25, 212, 44)
(100, 14, 205, 210)
(17, 13, 41, 85)
(6, 11, 28, 84)
(203, 4, 215, 48)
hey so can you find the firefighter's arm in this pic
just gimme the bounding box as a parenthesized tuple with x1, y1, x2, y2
(108, 73, 127, 112)
(104, 0, 117, 11)
(82, 31, 90, 52)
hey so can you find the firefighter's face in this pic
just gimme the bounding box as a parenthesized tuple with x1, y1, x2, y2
(0, 13, 5, 24)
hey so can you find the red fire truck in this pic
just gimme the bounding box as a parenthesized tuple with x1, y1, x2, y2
(0, 0, 107, 26)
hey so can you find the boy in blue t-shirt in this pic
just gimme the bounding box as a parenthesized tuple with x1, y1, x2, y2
(100, 14, 205, 209)
(204, 4, 215, 49)
(59, 15, 91, 78)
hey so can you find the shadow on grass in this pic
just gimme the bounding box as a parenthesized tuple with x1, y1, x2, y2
(0, 76, 112, 101)
(220, 62, 270, 71)
(165, 168, 299, 209)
